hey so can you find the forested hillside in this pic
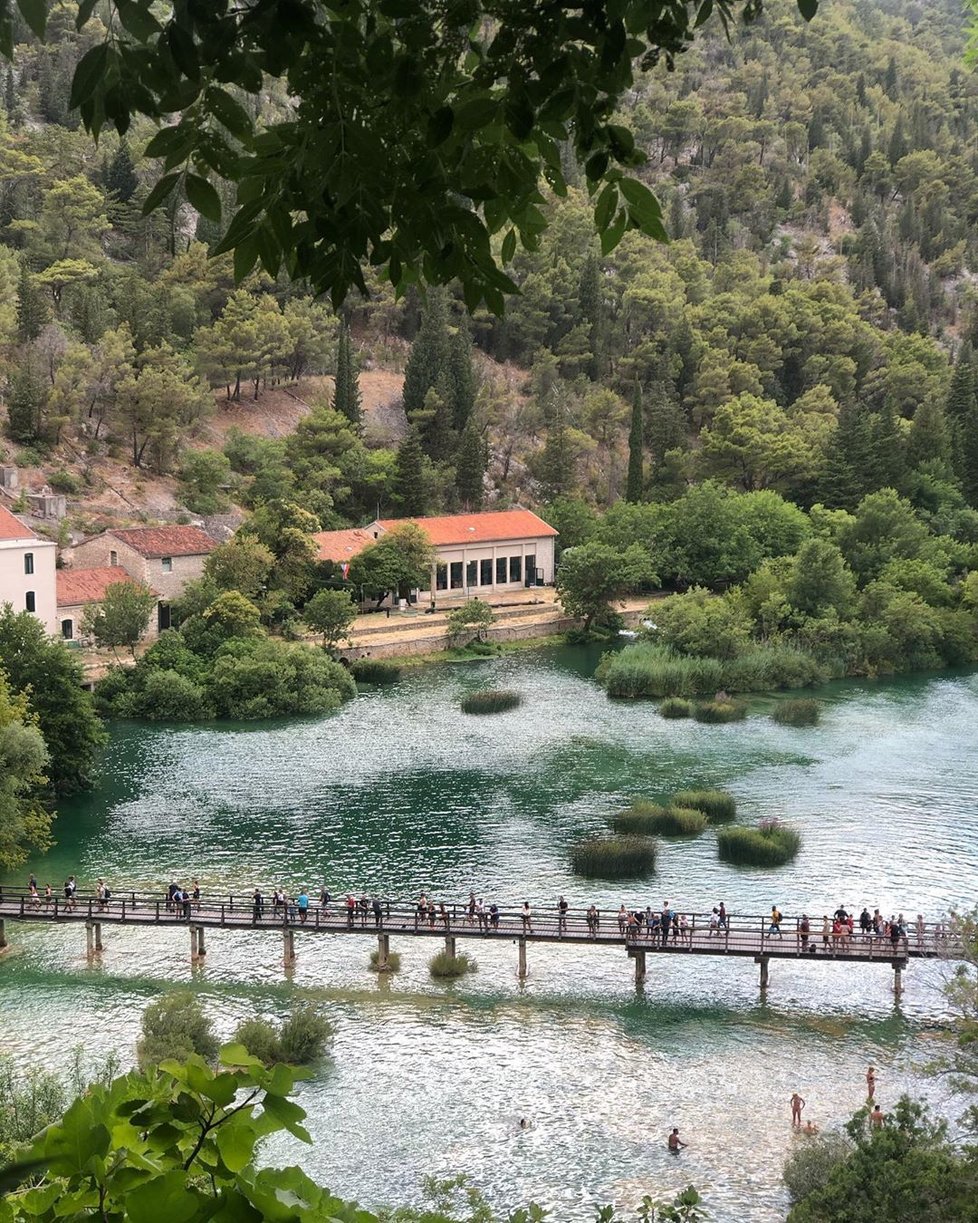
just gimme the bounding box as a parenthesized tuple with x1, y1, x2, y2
(1, 0, 978, 534)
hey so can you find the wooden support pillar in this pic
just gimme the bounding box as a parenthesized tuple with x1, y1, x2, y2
(94, 922, 103, 951)
(893, 963, 904, 997)
(85, 920, 102, 955)
(283, 927, 296, 964)
(0, 918, 6, 949)
(755, 955, 769, 990)
(197, 925, 205, 956)
(632, 948, 647, 985)
(444, 934, 456, 960)
(518, 936, 527, 979)
(376, 933, 390, 971)
(190, 925, 206, 959)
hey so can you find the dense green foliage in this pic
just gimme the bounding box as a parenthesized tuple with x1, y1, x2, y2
(446, 598, 495, 644)
(0, 608, 104, 797)
(459, 689, 522, 715)
(429, 950, 477, 980)
(659, 697, 693, 718)
(772, 698, 822, 725)
(79, 579, 155, 654)
(611, 802, 707, 838)
(233, 1007, 332, 1069)
(0, 669, 51, 871)
(570, 834, 657, 880)
(350, 658, 402, 686)
(670, 790, 737, 823)
(717, 820, 801, 866)
(136, 990, 219, 1071)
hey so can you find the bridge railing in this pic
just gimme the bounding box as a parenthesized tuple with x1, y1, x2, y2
(0, 888, 964, 958)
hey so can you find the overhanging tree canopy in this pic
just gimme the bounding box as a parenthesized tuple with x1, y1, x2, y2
(0, 0, 817, 308)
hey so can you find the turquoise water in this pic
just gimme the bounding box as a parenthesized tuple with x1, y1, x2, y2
(1, 646, 975, 1220)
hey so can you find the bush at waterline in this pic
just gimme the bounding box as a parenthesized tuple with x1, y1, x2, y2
(460, 689, 523, 714)
(694, 699, 747, 723)
(429, 950, 477, 978)
(351, 658, 402, 686)
(772, 698, 821, 726)
(717, 820, 801, 867)
(660, 697, 693, 718)
(671, 789, 737, 823)
(570, 835, 658, 879)
(611, 802, 707, 838)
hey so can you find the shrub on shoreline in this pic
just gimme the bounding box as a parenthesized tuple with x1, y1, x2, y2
(612, 802, 706, 838)
(717, 820, 801, 866)
(672, 789, 737, 823)
(772, 698, 821, 726)
(570, 834, 658, 879)
(660, 697, 693, 718)
(460, 689, 522, 714)
(429, 950, 477, 978)
(600, 642, 826, 699)
(694, 698, 747, 723)
(351, 658, 402, 686)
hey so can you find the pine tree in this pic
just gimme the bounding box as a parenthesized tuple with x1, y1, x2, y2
(390, 427, 427, 516)
(577, 253, 607, 381)
(401, 288, 449, 419)
(4, 68, 16, 123)
(945, 350, 975, 426)
(421, 382, 455, 462)
(331, 320, 362, 430)
(961, 401, 978, 507)
(447, 322, 475, 432)
(625, 384, 644, 503)
(16, 263, 48, 342)
(887, 116, 907, 167)
(106, 142, 138, 203)
(455, 420, 486, 509)
(817, 402, 874, 510)
(884, 55, 898, 98)
(868, 402, 906, 491)
(907, 399, 950, 469)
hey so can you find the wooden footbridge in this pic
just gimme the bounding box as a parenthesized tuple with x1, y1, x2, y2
(0, 889, 963, 994)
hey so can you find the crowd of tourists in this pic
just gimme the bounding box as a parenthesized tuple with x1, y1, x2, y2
(3, 878, 948, 955)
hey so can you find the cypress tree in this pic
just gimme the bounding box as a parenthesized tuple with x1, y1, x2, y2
(817, 402, 873, 510)
(421, 382, 455, 462)
(868, 402, 906, 491)
(390, 427, 427, 516)
(7, 359, 47, 443)
(331, 320, 363, 430)
(577, 253, 606, 381)
(447, 322, 476, 432)
(401, 288, 449, 419)
(907, 399, 950, 469)
(106, 142, 139, 202)
(16, 263, 48, 342)
(455, 420, 486, 509)
(945, 351, 975, 427)
(4, 68, 16, 123)
(887, 116, 907, 167)
(961, 401, 978, 507)
(625, 384, 644, 502)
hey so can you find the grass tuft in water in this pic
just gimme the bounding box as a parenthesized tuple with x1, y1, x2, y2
(772, 698, 821, 726)
(694, 698, 747, 723)
(351, 659, 402, 686)
(671, 789, 737, 823)
(460, 689, 522, 714)
(429, 950, 477, 978)
(368, 948, 402, 973)
(612, 802, 706, 838)
(570, 834, 658, 879)
(659, 697, 693, 719)
(717, 819, 801, 866)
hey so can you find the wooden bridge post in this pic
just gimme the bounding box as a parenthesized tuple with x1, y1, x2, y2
(190, 925, 206, 959)
(755, 955, 769, 990)
(0, 918, 6, 949)
(632, 948, 647, 985)
(85, 921, 102, 956)
(518, 936, 527, 979)
(893, 962, 904, 996)
(283, 927, 296, 964)
(376, 933, 390, 971)
(444, 934, 456, 962)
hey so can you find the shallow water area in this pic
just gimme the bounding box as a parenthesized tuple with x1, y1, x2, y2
(1, 646, 976, 1221)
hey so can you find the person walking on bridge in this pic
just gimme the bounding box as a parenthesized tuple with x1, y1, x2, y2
(770, 906, 784, 939)
(557, 895, 568, 935)
(252, 888, 264, 922)
(521, 901, 533, 934)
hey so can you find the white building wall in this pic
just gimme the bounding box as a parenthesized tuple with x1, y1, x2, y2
(0, 538, 58, 633)
(428, 534, 555, 599)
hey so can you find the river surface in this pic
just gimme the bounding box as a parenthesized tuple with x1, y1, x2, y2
(2, 646, 976, 1221)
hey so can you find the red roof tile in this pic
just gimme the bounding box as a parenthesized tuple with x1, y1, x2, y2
(312, 527, 377, 564)
(0, 503, 38, 541)
(107, 525, 216, 558)
(376, 509, 558, 546)
(57, 566, 155, 607)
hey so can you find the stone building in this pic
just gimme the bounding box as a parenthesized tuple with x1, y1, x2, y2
(55, 565, 156, 644)
(70, 525, 216, 632)
(0, 503, 58, 633)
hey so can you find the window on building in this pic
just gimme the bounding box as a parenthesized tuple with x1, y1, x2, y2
(109, 549, 118, 566)
(496, 556, 507, 584)
(61, 619, 73, 640)
(435, 563, 448, 591)
(24, 552, 33, 575)
(480, 558, 493, 586)
(25, 591, 35, 613)
(450, 561, 463, 589)
(161, 556, 173, 572)
(525, 553, 536, 586)
(509, 556, 522, 584)
(466, 559, 478, 586)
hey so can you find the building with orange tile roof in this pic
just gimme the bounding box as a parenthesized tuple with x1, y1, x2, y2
(0, 503, 57, 633)
(55, 566, 157, 643)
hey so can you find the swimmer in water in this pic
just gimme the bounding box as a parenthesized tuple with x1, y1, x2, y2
(668, 1128, 686, 1152)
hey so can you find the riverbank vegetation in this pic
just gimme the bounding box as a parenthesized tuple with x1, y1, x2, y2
(659, 697, 693, 719)
(717, 820, 802, 867)
(459, 689, 523, 715)
(612, 802, 706, 838)
(773, 699, 823, 726)
(570, 834, 658, 879)
(232, 1006, 333, 1067)
(694, 698, 748, 723)
(351, 659, 402, 686)
(671, 790, 737, 823)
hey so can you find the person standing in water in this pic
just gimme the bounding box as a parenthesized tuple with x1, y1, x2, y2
(866, 1066, 876, 1101)
(668, 1128, 686, 1151)
(790, 1093, 806, 1126)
